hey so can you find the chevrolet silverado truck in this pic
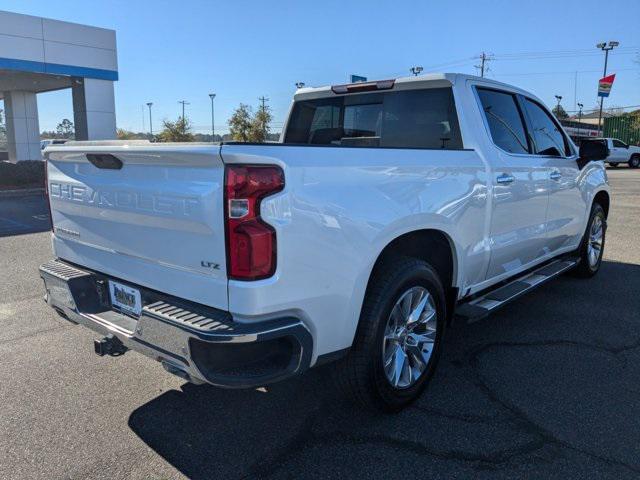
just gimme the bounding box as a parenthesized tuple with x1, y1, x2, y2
(599, 137, 640, 168)
(40, 74, 610, 411)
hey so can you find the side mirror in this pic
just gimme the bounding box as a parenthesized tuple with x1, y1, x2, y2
(578, 140, 609, 167)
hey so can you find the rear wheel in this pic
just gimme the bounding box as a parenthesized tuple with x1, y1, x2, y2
(629, 155, 640, 169)
(573, 203, 606, 277)
(336, 256, 446, 412)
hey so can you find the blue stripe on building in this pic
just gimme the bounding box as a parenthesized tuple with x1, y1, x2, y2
(0, 57, 118, 81)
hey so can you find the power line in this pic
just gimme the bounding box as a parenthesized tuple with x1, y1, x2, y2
(493, 67, 639, 77)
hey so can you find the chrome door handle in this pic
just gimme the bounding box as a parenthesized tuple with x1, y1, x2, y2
(496, 173, 515, 184)
(550, 171, 562, 181)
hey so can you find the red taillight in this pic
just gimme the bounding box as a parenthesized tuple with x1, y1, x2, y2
(225, 164, 284, 280)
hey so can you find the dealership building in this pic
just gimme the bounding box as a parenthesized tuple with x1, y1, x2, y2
(0, 10, 118, 162)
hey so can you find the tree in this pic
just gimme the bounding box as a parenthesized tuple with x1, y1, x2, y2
(250, 101, 273, 143)
(117, 128, 136, 140)
(228, 104, 254, 142)
(157, 116, 195, 142)
(229, 100, 274, 143)
(56, 119, 75, 139)
(552, 104, 568, 119)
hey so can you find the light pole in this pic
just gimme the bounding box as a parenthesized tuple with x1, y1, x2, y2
(146, 102, 153, 138)
(410, 66, 423, 76)
(209, 93, 216, 141)
(596, 41, 619, 133)
(295, 82, 305, 89)
(554, 95, 563, 117)
(577, 102, 584, 138)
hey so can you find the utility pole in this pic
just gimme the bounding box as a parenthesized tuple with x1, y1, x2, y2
(178, 100, 190, 120)
(475, 52, 492, 78)
(209, 93, 216, 141)
(146, 102, 153, 137)
(258, 96, 269, 140)
(596, 41, 619, 133)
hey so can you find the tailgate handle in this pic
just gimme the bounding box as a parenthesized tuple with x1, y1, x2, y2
(86, 153, 123, 170)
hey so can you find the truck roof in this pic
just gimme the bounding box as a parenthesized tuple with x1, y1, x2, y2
(293, 73, 532, 101)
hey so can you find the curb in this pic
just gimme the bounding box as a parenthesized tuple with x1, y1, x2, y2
(0, 188, 46, 198)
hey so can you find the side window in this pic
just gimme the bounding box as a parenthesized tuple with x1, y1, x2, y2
(612, 139, 627, 148)
(522, 98, 570, 156)
(477, 88, 529, 154)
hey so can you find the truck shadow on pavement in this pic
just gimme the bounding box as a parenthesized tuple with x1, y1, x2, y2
(0, 195, 51, 237)
(128, 260, 640, 479)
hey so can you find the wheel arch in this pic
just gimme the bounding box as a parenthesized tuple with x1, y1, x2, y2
(367, 229, 458, 291)
(360, 229, 460, 328)
(593, 190, 610, 217)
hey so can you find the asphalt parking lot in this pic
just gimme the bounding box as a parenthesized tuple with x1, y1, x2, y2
(0, 168, 639, 479)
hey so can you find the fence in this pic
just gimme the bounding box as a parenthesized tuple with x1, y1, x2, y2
(604, 113, 640, 146)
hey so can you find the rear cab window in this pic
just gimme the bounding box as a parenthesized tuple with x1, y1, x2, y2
(284, 87, 463, 150)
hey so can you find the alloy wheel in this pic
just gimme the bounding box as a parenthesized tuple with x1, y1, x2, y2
(588, 214, 604, 268)
(382, 286, 437, 389)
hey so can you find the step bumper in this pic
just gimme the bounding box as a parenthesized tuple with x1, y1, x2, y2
(39, 259, 313, 388)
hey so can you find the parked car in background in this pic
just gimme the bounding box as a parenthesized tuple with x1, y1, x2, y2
(600, 138, 640, 168)
(39, 74, 610, 412)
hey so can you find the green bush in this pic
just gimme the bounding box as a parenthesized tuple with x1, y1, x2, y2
(0, 160, 45, 188)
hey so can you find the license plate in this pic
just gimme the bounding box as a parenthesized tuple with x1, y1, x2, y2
(109, 281, 142, 316)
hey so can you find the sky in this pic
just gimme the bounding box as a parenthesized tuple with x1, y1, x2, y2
(3, 0, 639, 134)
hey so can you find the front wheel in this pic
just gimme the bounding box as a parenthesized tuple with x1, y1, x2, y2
(573, 203, 606, 277)
(629, 155, 640, 169)
(335, 256, 446, 412)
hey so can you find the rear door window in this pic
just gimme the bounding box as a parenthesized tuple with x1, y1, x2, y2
(284, 87, 463, 149)
(477, 88, 530, 154)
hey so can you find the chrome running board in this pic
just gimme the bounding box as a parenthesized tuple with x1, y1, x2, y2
(455, 258, 579, 324)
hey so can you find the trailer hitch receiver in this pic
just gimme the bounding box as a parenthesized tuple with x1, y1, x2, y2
(94, 334, 128, 357)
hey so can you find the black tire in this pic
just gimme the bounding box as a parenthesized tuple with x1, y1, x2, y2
(609, 162, 619, 168)
(572, 203, 606, 278)
(335, 256, 446, 412)
(629, 155, 640, 169)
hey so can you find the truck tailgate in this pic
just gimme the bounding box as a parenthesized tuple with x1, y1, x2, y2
(46, 143, 228, 310)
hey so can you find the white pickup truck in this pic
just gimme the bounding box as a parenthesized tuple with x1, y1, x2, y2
(40, 74, 610, 411)
(599, 137, 640, 168)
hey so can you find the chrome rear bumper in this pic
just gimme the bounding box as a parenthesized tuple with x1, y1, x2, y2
(39, 259, 312, 388)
